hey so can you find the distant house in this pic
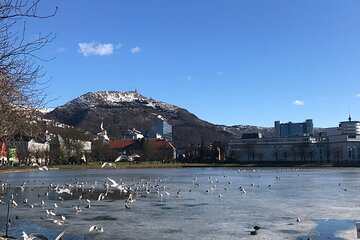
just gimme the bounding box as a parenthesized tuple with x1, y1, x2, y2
(0, 132, 92, 166)
(109, 139, 140, 155)
(178, 141, 225, 163)
(27, 138, 50, 164)
(122, 128, 144, 140)
(146, 138, 176, 161)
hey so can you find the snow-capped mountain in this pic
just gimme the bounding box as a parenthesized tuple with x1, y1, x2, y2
(58, 91, 178, 113)
(45, 91, 271, 146)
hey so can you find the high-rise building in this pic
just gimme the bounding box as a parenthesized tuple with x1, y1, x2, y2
(151, 120, 173, 142)
(274, 119, 313, 137)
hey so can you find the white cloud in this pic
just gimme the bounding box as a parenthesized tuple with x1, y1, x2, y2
(355, 93, 360, 98)
(78, 42, 114, 56)
(293, 100, 304, 106)
(131, 46, 141, 54)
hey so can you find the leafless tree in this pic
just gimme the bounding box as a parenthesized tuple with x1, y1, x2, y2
(282, 150, 289, 161)
(0, 0, 57, 139)
(271, 147, 279, 161)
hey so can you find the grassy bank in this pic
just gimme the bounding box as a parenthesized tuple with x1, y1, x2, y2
(1, 161, 360, 173)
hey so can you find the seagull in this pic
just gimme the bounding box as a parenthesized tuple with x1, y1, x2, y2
(22, 231, 47, 240)
(53, 219, 63, 226)
(81, 154, 87, 163)
(107, 177, 119, 187)
(55, 187, 71, 195)
(114, 155, 122, 162)
(98, 193, 105, 201)
(54, 230, 66, 240)
(102, 162, 116, 168)
(12, 199, 18, 207)
(74, 205, 81, 213)
(89, 225, 104, 233)
(22, 230, 65, 240)
(33, 164, 49, 171)
(239, 187, 246, 193)
(126, 193, 135, 203)
(45, 209, 56, 216)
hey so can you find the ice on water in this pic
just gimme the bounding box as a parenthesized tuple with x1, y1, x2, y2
(0, 168, 359, 239)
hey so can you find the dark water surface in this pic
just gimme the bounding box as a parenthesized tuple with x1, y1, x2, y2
(0, 168, 359, 239)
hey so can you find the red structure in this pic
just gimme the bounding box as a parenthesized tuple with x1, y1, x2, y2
(0, 142, 7, 161)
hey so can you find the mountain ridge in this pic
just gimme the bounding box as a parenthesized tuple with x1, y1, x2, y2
(45, 91, 273, 146)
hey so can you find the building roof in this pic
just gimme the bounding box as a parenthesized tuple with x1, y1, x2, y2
(147, 139, 175, 149)
(109, 139, 135, 149)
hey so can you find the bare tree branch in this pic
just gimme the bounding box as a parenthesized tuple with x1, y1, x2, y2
(0, 0, 56, 139)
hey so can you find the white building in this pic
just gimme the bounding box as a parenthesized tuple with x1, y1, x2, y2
(323, 116, 360, 162)
(228, 117, 360, 162)
(122, 128, 144, 139)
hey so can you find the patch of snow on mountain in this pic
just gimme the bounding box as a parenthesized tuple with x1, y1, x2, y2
(96, 91, 139, 103)
(94, 91, 177, 111)
(57, 91, 179, 113)
(37, 108, 54, 114)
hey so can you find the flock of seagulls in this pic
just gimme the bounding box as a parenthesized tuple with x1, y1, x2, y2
(0, 168, 351, 239)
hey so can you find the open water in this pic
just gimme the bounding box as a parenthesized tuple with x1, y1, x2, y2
(0, 167, 359, 239)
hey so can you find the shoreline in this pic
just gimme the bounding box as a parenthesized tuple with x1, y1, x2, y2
(1, 161, 360, 173)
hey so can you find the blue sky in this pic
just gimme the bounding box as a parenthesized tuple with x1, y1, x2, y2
(26, 0, 360, 127)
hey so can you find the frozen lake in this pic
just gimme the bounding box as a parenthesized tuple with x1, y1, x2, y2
(0, 167, 359, 239)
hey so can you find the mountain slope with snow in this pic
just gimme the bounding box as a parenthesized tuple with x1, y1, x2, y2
(47, 91, 245, 146)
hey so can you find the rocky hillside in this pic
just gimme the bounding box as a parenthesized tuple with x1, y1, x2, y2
(45, 91, 272, 147)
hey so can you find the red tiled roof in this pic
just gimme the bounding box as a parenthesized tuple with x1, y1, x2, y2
(147, 139, 175, 149)
(109, 139, 134, 149)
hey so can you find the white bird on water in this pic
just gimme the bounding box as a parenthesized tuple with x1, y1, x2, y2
(98, 192, 105, 201)
(107, 177, 119, 187)
(89, 225, 104, 233)
(22, 230, 65, 240)
(32, 163, 49, 171)
(37, 166, 48, 171)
